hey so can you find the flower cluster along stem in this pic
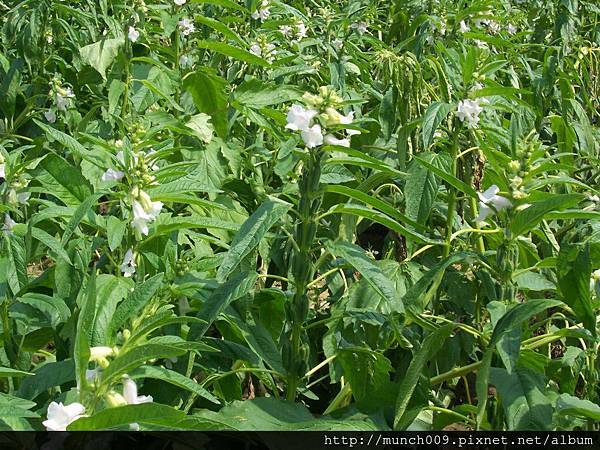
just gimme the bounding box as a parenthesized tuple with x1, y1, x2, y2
(284, 149, 324, 401)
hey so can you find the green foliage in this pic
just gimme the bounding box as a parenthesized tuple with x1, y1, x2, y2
(0, 0, 599, 433)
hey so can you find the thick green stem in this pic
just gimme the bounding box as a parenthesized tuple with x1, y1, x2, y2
(443, 129, 461, 257)
(284, 150, 323, 401)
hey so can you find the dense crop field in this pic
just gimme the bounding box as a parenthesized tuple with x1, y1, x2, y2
(0, 0, 599, 432)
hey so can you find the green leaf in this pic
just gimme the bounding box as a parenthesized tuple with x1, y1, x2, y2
(338, 348, 394, 411)
(32, 154, 93, 206)
(61, 194, 99, 246)
(557, 243, 595, 336)
(188, 271, 258, 340)
(101, 344, 188, 385)
(556, 393, 600, 421)
(108, 273, 164, 340)
(216, 199, 290, 282)
(92, 275, 132, 346)
(106, 216, 126, 252)
(186, 113, 214, 143)
(30, 227, 72, 264)
(0, 367, 33, 377)
(15, 293, 70, 328)
(489, 367, 552, 430)
(33, 120, 98, 163)
(476, 298, 562, 429)
(233, 79, 302, 109)
(68, 403, 185, 430)
(510, 194, 583, 236)
(195, 41, 270, 67)
(325, 204, 440, 245)
(393, 324, 454, 430)
(4, 233, 27, 295)
(74, 268, 97, 390)
(405, 152, 447, 224)
(79, 38, 124, 80)
(183, 69, 228, 138)
(17, 359, 75, 400)
(327, 241, 403, 314)
(413, 155, 477, 198)
(130, 365, 220, 405)
(421, 102, 452, 149)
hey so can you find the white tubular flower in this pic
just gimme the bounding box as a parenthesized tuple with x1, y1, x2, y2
(325, 107, 353, 126)
(178, 18, 195, 36)
(120, 249, 136, 277)
(249, 44, 262, 57)
(0, 163, 5, 179)
(279, 25, 292, 37)
(3, 214, 16, 235)
(459, 20, 470, 33)
(300, 124, 324, 148)
(474, 39, 488, 49)
(101, 168, 125, 182)
(476, 185, 512, 222)
(351, 22, 368, 34)
(507, 24, 517, 35)
(55, 88, 74, 112)
(179, 54, 192, 69)
(44, 110, 57, 123)
(17, 192, 30, 204)
(43, 402, 85, 431)
(285, 105, 318, 131)
(89, 346, 114, 362)
(174, 0, 186, 5)
(324, 134, 350, 147)
(131, 192, 163, 236)
(128, 26, 140, 43)
(122, 376, 154, 405)
(346, 128, 361, 136)
(332, 38, 343, 50)
(294, 22, 307, 42)
(456, 99, 484, 128)
(251, 0, 270, 21)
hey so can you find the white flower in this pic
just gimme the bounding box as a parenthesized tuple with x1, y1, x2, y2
(178, 18, 195, 36)
(44, 110, 56, 123)
(459, 20, 470, 33)
(174, 0, 186, 5)
(295, 22, 307, 42)
(300, 124, 324, 148)
(128, 26, 140, 43)
(86, 368, 100, 382)
(456, 99, 484, 128)
(476, 185, 512, 221)
(487, 20, 500, 34)
(285, 105, 318, 131)
(592, 269, 600, 296)
(101, 168, 125, 182)
(324, 134, 350, 147)
(179, 54, 192, 68)
(89, 346, 114, 362)
(0, 163, 5, 179)
(131, 194, 163, 236)
(325, 107, 353, 126)
(279, 25, 293, 37)
(43, 402, 85, 431)
(3, 214, 16, 235)
(438, 19, 447, 35)
(55, 88, 74, 112)
(249, 44, 262, 57)
(474, 39, 488, 49)
(346, 128, 361, 136)
(120, 249, 136, 277)
(123, 376, 153, 405)
(507, 23, 517, 35)
(332, 38, 343, 50)
(351, 22, 368, 34)
(17, 192, 30, 204)
(251, 1, 270, 21)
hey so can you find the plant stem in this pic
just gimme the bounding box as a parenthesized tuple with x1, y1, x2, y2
(443, 128, 461, 257)
(285, 149, 323, 401)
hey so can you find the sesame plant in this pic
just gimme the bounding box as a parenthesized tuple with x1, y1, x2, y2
(0, 0, 599, 432)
